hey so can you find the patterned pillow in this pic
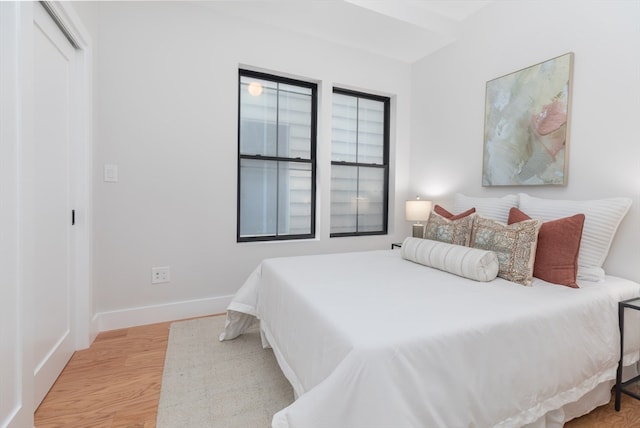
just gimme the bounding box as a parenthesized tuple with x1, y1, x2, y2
(470, 216, 543, 286)
(424, 211, 476, 247)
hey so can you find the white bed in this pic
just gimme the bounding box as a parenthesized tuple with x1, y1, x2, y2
(221, 249, 640, 428)
(221, 193, 639, 427)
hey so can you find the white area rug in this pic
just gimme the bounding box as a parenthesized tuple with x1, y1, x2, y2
(156, 316, 294, 428)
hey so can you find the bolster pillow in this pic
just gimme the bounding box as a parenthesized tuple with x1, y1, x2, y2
(400, 237, 499, 282)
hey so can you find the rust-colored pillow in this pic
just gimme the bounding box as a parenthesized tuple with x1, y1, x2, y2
(508, 207, 585, 288)
(434, 205, 476, 220)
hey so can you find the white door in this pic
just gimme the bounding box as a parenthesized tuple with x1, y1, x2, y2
(32, 2, 76, 408)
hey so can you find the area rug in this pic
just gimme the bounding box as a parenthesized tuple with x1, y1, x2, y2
(156, 315, 294, 427)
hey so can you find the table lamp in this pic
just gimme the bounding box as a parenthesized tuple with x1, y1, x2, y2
(405, 197, 432, 238)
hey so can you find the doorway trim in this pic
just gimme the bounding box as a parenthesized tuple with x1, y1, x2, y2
(1, 2, 93, 425)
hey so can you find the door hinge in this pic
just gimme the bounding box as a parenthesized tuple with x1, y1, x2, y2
(72, 209, 75, 226)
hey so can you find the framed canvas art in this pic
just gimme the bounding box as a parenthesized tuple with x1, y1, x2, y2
(482, 52, 574, 186)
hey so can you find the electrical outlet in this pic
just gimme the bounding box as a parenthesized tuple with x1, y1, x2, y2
(151, 266, 170, 284)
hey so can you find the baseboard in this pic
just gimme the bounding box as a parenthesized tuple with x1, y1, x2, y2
(93, 295, 233, 332)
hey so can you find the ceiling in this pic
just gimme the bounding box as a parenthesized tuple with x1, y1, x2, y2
(196, 0, 492, 63)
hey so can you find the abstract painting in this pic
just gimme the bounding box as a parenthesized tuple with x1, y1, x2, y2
(482, 53, 574, 186)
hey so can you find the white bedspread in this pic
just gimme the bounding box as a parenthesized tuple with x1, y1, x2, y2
(221, 250, 640, 428)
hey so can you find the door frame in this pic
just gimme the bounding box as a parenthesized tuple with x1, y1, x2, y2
(0, 1, 92, 425)
(0, 3, 31, 426)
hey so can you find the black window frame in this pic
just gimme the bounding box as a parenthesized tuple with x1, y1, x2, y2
(237, 69, 318, 242)
(330, 87, 390, 238)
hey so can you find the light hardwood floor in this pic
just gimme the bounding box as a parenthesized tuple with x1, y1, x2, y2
(35, 320, 172, 428)
(35, 316, 640, 427)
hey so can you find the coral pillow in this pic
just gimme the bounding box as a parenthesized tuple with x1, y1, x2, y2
(508, 207, 585, 288)
(433, 205, 476, 220)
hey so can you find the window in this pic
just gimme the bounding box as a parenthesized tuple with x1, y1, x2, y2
(237, 70, 317, 242)
(330, 88, 390, 236)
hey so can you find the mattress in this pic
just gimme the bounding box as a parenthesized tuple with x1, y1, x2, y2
(221, 249, 640, 428)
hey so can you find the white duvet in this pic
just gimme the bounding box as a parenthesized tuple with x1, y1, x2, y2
(221, 250, 640, 428)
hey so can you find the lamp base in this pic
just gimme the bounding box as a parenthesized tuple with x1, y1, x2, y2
(412, 224, 425, 239)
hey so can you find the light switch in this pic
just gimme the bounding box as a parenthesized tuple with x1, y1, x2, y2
(104, 164, 118, 182)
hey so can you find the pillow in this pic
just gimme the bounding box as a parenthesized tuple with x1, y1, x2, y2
(453, 193, 518, 223)
(433, 205, 476, 220)
(424, 211, 477, 246)
(401, 237, 499, 282)
(470, 216, 543, 286)
(518, 193, 632, 281)
(508, 208, 585, 288)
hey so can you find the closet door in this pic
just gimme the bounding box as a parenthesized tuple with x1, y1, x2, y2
(32, 1, 76, 407)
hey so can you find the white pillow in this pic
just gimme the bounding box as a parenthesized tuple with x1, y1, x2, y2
(453, 193, 518, 223)
(401, 237, 499, 282)
(518, 193, 632, 281)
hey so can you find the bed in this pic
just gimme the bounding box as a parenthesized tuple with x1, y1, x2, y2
(220, 193, 640, 428)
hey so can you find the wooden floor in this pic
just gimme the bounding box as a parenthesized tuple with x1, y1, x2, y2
(35, 317, 640, 428)
(35, 320, 172, 428)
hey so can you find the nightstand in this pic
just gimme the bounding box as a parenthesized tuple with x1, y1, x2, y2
(391, 243, 402, 249)
(615, 297, 640, 411)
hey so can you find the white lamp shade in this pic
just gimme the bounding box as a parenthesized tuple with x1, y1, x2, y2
(405, 200, 432, 222)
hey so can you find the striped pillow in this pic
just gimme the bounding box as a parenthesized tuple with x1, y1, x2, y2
(518, 193, 632, 282)
(453, 193, 518, 223)
(401, 237, 499, 282)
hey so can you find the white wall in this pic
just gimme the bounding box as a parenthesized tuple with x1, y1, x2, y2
(92, 1, 412, 329)
(90, 0, 640, 329)
(410, 0, 640, 282)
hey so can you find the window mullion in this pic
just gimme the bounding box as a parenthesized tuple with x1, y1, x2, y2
(355, 97, 360, 165)
(355, 97, 360, 233)
(241, 154, 311, 163)
(355, 166, 360, 233)
(275, 83, 280, 237)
